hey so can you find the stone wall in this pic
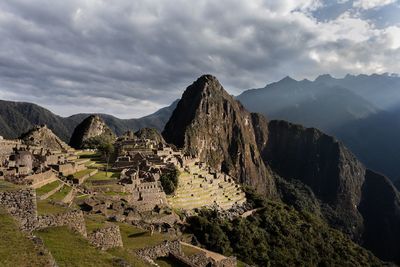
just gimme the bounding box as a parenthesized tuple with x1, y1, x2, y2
(36, 210, 87, 237)
(136, 240, 236, 267)
(72, 169, 97, 184)
(217, 257, 237, 267)
(136, 240, 181, 260)
(26, 170, 58, 189)
(88, 224, 123, 250)
(0, 188, 37, 231)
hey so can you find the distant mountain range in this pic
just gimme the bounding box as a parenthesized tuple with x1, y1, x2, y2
(1, 73, 400, 185)
(237, 73, 400, 183)
(0, 99, 178, 142)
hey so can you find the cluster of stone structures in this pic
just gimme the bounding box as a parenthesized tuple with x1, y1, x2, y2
(0, 187, 123, 250)
(112, 133, 181, 212)
(0, 136, 86, 187)
(111, 131, 246, 212)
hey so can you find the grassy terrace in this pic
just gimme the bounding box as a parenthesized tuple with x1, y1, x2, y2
(85, 213, 107, 232)
(36, 199, 67, 215)
(36, 220, 162, 267)
(0, 179, 23, 192)
(117, 222, 173, 250)
(48, 185, 71, 202)
(35, 180, 61, 196)
(0, 209, 53, 266)
(181, 243, 201, 256)
(36, 226, 117, 267)
(88, 170, 119, 181)
(73, 168, 94, 179)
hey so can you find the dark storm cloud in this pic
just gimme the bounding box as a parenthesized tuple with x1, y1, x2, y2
(0, 0, 399, 118)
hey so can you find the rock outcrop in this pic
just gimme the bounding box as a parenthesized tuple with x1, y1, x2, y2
(19, 125, 72, 151)
(69, 115, 116, 149)
(162, 75, 276, 198)
(135, 128, 165, 144)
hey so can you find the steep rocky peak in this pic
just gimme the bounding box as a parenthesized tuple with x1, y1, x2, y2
(69, 114, 115, 149)
(19, 124, 71, 151)
(163, 74, 277, 198)
(134, 128, 165, 144)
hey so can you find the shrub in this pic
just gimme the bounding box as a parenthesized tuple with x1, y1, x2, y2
(160, 168, 179, 195)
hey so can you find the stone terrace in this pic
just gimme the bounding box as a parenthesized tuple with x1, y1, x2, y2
(168, 161, 246, 210)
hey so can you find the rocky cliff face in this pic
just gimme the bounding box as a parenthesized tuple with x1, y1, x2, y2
(264, 120, 400, 263)
(358, 170, 400, 263)
(69, 115, 116, 149)
(264, 120, 365, 240)
(135, 128, 165, 144)
(19, 125, 71, 151)
(162, 75, 276, 198)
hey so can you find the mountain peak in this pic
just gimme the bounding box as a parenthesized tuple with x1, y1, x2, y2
(315, 74, 334, 82)
(19, 124, 71, 151)
(280, 76, 297, 83)
(69, 115, 116, 148)
(186, 74, 224, 96)
(163, 75, 277, 197)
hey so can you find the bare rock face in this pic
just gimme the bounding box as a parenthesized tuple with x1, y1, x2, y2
(69, 115, 116, 149)
(20, 125, 71, 151)
(134, 128, 165, 144)
(264, 120, 365, 240)
(358, 170, 400, 263)
(162, 75, 277, 198)
(264, 120, 400, 263)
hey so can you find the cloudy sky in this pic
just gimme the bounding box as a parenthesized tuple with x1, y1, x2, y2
(0, 0, 399, 118)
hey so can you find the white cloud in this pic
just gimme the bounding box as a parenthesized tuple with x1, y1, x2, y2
(0, 0, 398, 117)
(353, 0, 396, 9)
(384, 26, 400, 49)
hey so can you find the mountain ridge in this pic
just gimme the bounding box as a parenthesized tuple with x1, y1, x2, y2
(0, 99, 178, 142)
(237, 73, 400, 181)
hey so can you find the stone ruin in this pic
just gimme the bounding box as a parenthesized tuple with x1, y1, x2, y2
(0, 136, 86, 189)
(0, 187, 123, 251)
(119, 167, 167, 212)
(136, 240, 237, 267)
(88, 223, 123, 250)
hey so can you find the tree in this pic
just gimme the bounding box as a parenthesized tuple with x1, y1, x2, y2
(98, 142, 114, 176)
(160, 167, 179, 194)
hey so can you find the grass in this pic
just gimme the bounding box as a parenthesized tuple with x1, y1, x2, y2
(73, 169, 94, 179)
(88, 171, 119, 181)
(48, 186, 71, 202)
(85, 214, 107, 232)
(35, 180, 61, 196)
(0, 209, 53, 266)
(181, 244, 201, 256)
(118, 222, 173, 250)
(36, 199, 67, 215)
(107, 248, 149, 267)
(36, 226, 117, 267)
(0, 180, 23, 192)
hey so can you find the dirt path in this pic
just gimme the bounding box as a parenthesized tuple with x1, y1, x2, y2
(241, 208, 262, 218)
(180, 241, 226, 261)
